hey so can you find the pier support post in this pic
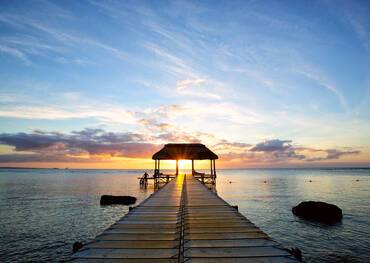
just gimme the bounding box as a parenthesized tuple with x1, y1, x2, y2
(213, 160, 216, 184)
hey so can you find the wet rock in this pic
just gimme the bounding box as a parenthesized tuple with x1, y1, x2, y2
(292, 201, 342, 224)
(73, 241, 83, 253)
(286, 247, 302, 261)
(100, 195, 137, 206)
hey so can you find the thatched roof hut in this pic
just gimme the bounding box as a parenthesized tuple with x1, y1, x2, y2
(151, 143, 218, 178)
(152, 143, 218, 160)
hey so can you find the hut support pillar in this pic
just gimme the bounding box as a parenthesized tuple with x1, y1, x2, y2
(213, 160, 216, 184)
(176, 160, 179, 176)
(192, 160, 194, 176)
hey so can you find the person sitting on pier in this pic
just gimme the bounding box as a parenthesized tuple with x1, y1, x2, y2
(140, 172, 149, 185)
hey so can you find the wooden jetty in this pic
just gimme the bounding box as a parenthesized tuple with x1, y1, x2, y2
(72, 173, 299, 262)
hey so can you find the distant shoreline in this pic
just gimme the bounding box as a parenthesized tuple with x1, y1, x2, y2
(0, 166, 369, 170)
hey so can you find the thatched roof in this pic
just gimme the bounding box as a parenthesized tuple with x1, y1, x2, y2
(152, 143, 218, 160)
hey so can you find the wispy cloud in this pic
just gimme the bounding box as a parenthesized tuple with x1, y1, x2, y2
(0, 44, 30, 64)
(0, 104, 137, 125)
(0, 13, 131, 63)
(298, 70, 348, 110)
(329, 0, 370, 53)
(176, 78, 206, 90)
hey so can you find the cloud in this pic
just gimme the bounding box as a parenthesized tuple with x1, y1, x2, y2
(219, 139, 360, 164)
(139, 118, 175, 132)
(0, 128, 159, 162)
(0, 13, 131, 62)
(176, 78, 206, 90)
(0, 44, 30, 64)
(250, 139, 292, 152)
(305, 149, 360, 162)
(0, 129, 362, 165)
(298, 70, 348, 110)
(0, 104, 137, 124)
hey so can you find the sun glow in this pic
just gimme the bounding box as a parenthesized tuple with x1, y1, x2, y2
(178, 160, 191, 169)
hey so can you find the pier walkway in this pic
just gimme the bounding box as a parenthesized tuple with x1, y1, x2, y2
(72, 174, 299, 262)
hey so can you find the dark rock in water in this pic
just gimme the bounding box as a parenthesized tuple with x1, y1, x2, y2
(285, 247, 302, 262)
(100, 195, 137, 205)
(73, 241, 83, 253)
(292, 201, 342, 224)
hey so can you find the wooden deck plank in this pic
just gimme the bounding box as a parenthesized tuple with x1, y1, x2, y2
(74, 248, 178, 258)
(72, 259, 177, 263)
(85, 240, 178, 249)
(185, 239, 277, 248)
(96, 234, 178, 241)
(184, 247, 291, 257)
(187, 258, 299, 263)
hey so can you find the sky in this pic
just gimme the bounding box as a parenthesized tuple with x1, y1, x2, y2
(0, 0, 369, 169)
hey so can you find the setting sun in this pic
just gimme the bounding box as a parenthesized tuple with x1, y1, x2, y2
(178, 160, 190, 169)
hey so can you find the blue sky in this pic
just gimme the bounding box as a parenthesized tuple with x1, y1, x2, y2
(0, 0, 369, 168)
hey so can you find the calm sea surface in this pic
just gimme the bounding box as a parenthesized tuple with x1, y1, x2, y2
(0, 168, 369, 262)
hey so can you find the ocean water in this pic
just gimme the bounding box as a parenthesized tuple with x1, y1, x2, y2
(0, 168, 369, 262)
